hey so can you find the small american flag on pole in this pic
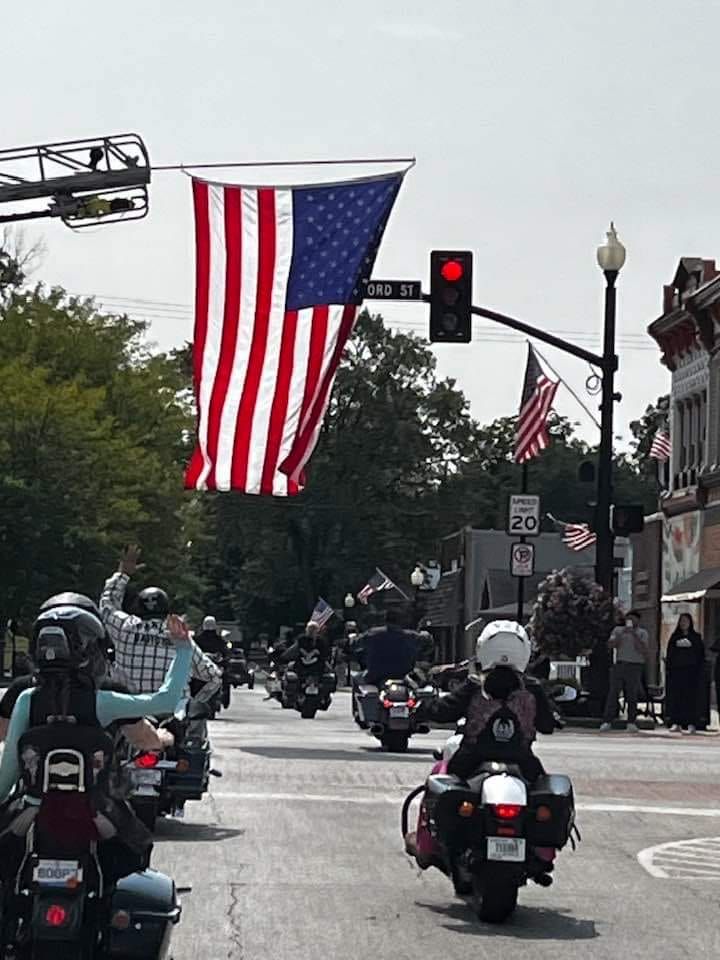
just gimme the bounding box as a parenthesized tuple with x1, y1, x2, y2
(357, 568, 396, 604)
(649, 429, 672, 462)
(562, 522, 597, 552)
(185, 171, 404, 495)
(310, 597, 334, 628)
(515, 344, 560, 463)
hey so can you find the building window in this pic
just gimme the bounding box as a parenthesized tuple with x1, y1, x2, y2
(698, 390, 707, 469)
(690, 397, 698, 468)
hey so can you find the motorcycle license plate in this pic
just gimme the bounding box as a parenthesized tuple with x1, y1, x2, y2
(487, 837, 526, 862)
(305, 684, 319, 695)
(132, 769, 162, 787)
(34, 859, 83, 887)
(390, 705, 409, 718)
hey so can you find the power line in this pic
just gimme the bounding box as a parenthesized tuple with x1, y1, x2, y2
(151, 157, 416, 172)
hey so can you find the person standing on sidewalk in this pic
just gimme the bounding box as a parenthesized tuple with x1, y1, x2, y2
(599, 610, 649, 733)
(666, 613, 705, 733)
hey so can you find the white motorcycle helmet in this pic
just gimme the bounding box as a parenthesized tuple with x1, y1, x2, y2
(475, 620, 532, 673)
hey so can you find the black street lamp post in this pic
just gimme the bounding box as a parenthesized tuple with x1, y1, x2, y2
(595, 224, 627, 595)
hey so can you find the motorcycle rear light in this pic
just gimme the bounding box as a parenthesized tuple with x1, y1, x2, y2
(493, 803, 523, 820)
(135, 753, 160, 769)
(45, 905, 68, 927)
(458, 801, 475, 818)
(536, 805, 553, 822)
(407, 698, 416, 709)
(382, 699, 393, 709)
(176, 759, 190, 773)
(497, 826, 517, 837)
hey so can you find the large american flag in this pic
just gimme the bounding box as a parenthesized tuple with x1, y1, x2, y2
(185, 172, 404, 495)
(515, 344, 559, 463)
(649, 428, 672, 462)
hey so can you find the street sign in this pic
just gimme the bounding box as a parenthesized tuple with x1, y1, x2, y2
(362, 279, 422, 301)
(508, 494, 541, 537)
(510, 542, 535, 578)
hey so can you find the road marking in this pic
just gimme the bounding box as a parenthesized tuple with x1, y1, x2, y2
(211, 791, 720, 817)
(638, 838, 720, 878)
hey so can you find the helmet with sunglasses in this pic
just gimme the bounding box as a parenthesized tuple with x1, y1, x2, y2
(31, 606, 106, 673)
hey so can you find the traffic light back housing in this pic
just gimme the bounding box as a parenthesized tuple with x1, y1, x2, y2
(429, 250, 473, 343)
(611, 504, 645, 536)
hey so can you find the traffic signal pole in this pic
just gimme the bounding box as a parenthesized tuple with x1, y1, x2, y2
(420, 293, 618, 595)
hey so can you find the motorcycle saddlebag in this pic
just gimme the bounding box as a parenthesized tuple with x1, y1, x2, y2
(108, 869, 181, 959)
(164, 744, 209, 802)
(526, 774, 575, 848)
(425, 774, 478, 842)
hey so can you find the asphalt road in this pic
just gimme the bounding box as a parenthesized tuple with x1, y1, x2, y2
(155, 689, 720, 960)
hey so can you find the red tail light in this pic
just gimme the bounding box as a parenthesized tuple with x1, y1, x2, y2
(493, 803, 523, 820)
(135, 753, 160, 769)
(407, 698, 416, 709)
(382, 699, 393, 709)
(45, 904, 68, 927)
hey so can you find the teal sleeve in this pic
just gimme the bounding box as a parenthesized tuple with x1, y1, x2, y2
(96, 645, 193, 728)
(0, 690, 32, 803)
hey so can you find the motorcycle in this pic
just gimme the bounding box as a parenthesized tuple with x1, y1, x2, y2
(128, 698, 220, 832)
(225, 641, 255, 692)
(352, 676, 434, 752)
(0, 725, 182, 958)
(281, 665, 336, 719)
(400, 685, 580, 923)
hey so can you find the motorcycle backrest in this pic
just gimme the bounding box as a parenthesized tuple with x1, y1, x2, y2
(478, 773, 527, 806)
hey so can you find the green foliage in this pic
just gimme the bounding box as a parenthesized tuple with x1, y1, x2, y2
(0, 279, 198, 623)
(530, 569, 616, 658)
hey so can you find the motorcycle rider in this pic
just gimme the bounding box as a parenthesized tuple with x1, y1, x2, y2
(280, 622, 331, 704)
(0, 591, 174, 752)
(195, 615, 228, 657)
(405, 620, 557, 866)
(0, 604, 193, 885)
(353, 608, 419, 687)
(415, 620, 556, 782)
(100, 545, 222, 705)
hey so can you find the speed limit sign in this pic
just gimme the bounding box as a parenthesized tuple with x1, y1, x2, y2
(508, 494, 541, 537)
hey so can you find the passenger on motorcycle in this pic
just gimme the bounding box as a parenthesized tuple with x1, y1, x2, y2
(416, 620, 556, 783)
(0, 591, 175, 753)
(100, 545, 221, 705)
(0, 604, 193, 885)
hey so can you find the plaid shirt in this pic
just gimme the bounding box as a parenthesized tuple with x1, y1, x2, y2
(100, 572, 222, 702)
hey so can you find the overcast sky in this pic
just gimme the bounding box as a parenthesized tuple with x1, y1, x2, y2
(6, 0, 718, 445)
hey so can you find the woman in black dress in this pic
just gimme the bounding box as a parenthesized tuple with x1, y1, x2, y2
(665, 613, 705, 733)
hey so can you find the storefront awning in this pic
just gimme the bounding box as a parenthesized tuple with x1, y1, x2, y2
(661, 568, 720, 603)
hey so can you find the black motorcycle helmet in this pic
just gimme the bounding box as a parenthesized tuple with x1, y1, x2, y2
(31, 606, 106, 673)
(40, 591, 115, 669)
(136, 587, 170, 620)
(40, 591, 101, 620)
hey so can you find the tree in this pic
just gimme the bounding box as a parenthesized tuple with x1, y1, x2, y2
(530, 569, 616, 659)
(0, 283, 202, 623)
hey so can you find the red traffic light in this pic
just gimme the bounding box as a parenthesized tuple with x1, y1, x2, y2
(440, 260, 464, 283)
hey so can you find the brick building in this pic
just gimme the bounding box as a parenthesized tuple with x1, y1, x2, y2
(640, 257, 720, 675)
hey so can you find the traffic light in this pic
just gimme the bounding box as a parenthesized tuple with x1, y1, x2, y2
(611, 504, 644, 536)
(429, 250, 473, 343)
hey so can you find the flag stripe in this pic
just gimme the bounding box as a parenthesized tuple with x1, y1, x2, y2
(283, 305, 356, 483)
(204, 188, 243, 490)
(194, 186, 229, 489)
(262, 310, 298, 495)
(192, 180, 211, 394)
(214, 188, 258, 490)
(247, 188, 293, 495)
